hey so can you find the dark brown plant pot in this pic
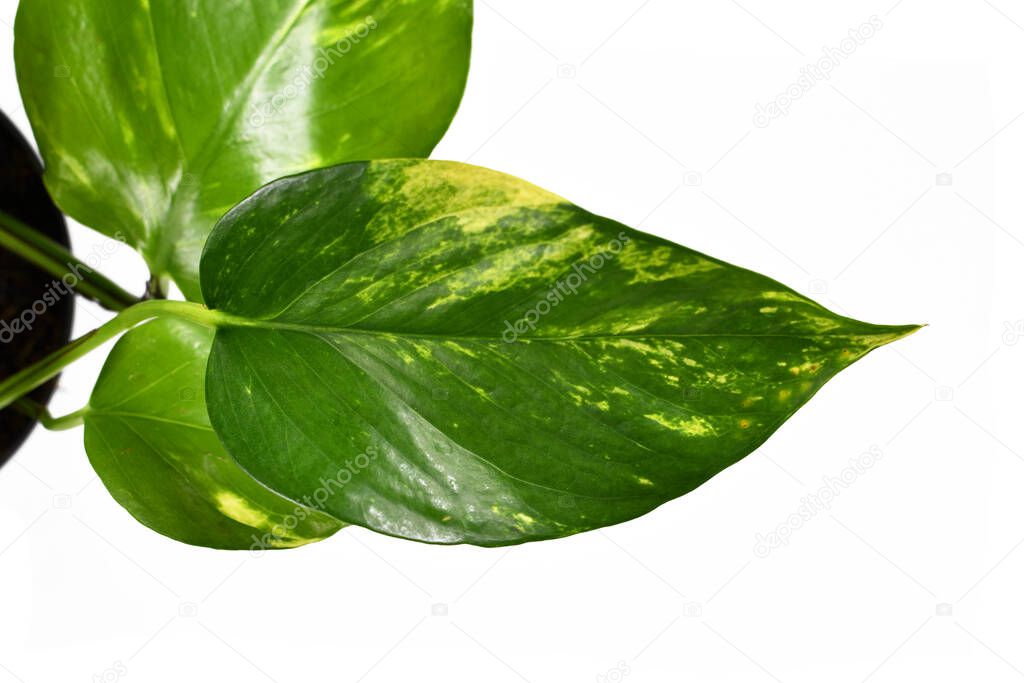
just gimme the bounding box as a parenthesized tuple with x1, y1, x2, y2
(0, 111, 75, 466)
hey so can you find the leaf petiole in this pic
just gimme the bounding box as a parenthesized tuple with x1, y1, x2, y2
(0, 208, 141, 311)
(0, 300, 224, 411)
(12, 398, 89, 431)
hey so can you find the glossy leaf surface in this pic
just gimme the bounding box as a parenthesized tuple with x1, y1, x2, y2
(84, 318, 343, 549)
(15, 0, 472, 300)
(202, 160, 916, 546)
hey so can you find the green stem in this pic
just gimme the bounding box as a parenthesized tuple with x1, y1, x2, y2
(145, 275, 169, 300)
(0, 300, 222, 411)
(0, 208, 140, 311)
(13, 399, 88, 431)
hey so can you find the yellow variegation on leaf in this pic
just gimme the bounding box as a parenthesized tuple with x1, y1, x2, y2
(84, 319, 343, 549)
(194, 160, 918, 546)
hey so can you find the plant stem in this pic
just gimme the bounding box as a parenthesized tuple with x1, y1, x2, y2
(12, 399, 88, 431)
(0, 208, 140, 311)
(0, 300, 222, 411)
(145, 275, 169, 300)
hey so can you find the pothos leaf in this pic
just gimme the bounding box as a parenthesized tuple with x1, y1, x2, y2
(201, 160, 917, 546)
(14, 0, 473, 300)
(84, 318, 343, 550)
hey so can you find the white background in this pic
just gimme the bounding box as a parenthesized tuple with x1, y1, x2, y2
(1, 1, 1022, 681)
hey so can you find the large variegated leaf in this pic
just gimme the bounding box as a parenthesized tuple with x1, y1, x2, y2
(14, 0, 472, 300)
(84, 318, 343, 549)
(200, 160, 917, 546)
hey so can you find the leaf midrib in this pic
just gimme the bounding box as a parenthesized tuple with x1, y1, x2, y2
(148, 0, 317, 269)
(89, 410, 214, 432)
(217, 316, 901, 344)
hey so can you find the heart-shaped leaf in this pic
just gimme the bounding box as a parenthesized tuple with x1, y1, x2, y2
(0, 111, 74, 466)
(15, 0, 472, 300)
(84, 318, 343, 549)
(201, 160, 917, 546)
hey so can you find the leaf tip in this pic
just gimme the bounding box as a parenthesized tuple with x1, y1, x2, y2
(871, 323, 925, 348)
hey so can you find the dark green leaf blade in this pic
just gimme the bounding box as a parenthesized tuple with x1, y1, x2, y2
(14, 0, 472, 300)
(202, 160, 918, 546)
(84, 318, 343, 550)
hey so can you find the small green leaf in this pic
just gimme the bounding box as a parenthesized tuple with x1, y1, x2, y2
(202, 160, 917, 546)
(84, 318, 343, 550)
(15, 0, 472, 300)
